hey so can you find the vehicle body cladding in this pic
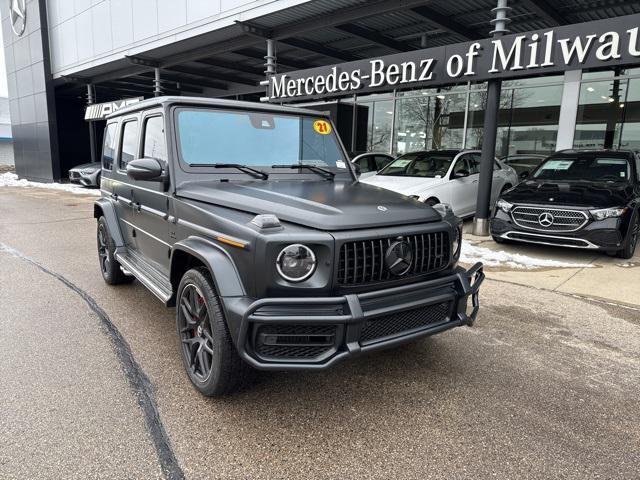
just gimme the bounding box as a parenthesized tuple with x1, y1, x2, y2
(266, 13, 640, 103)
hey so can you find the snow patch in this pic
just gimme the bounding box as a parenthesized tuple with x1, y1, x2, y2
(0, 172, 101, 196)
(460, 241, 594, 269)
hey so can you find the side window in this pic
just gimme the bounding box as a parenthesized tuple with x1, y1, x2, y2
(102, 123, 117, 170)
(143, 116, 167, 162)
(119, 120, 139, 170)
(467, 154, 481, 175)
(374, 155, 391, 170)
(356, 157, 373, 173)
(452, 156, 470, 176)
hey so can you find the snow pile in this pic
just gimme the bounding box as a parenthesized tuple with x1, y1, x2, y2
(0, 172, 101, 196)
(460, 241, 594, 269)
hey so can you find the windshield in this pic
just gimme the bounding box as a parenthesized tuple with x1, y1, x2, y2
(378, 152, 455, 177)
(176, 108, 347, 170)
(532, 154, 632, 182)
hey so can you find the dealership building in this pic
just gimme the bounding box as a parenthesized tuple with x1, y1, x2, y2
(2, 0, 640, 186)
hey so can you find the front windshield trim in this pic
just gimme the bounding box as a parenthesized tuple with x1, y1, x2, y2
(172, 106, 354, 179)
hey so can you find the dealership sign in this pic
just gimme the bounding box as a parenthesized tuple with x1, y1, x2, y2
(265, 14, 640, 103)
(84, 97, 143, 121)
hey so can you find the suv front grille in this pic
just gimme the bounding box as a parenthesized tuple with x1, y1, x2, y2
(511, 206, 588, 232)
(360, 302, 451, 345)
(337, 232, 450, 286)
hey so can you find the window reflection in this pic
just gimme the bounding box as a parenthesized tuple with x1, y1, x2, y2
(574, 78, 626, 149)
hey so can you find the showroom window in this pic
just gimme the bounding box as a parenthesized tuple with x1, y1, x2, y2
(574, 77, 626, 149)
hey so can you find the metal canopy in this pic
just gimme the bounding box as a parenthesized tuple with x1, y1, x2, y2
(57, 0, 640, 102)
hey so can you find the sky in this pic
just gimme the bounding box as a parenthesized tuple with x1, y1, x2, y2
(0, 20, 8, 97)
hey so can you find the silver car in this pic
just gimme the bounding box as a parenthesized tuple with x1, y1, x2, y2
(361, 149, 519, 218)
(351, 152, 394, 179)
(69, 162, 101, 187)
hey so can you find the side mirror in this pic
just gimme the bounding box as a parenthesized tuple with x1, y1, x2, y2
(352, 162, 361, 177)
(453, 169, 469, 179)
(520, 171, 530, 180)
(126, 157, 166, 182)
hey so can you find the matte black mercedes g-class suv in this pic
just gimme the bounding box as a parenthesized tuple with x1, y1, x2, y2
(94, 97, 484, 396)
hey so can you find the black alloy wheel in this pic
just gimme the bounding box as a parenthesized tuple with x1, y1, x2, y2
(178, 283, 215, 383)
(175, 268, 253, 396)
(617, 210, 640, 259)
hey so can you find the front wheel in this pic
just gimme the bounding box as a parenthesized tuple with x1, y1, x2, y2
(176, 267, 253, 396)
(617, 211, 639, 259)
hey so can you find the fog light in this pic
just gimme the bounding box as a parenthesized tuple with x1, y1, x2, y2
(276, 244, 316, 282)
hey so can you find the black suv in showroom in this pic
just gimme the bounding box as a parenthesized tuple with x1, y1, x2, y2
(93, 97, 484, 396)
(491, 149, 640, 259)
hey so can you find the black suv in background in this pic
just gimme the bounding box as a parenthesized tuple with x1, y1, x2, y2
(94, 97, 484, 396)
(491, 149, 640, 259)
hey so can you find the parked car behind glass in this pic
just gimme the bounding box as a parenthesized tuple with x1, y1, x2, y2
(501, 154, 547, 179)
(361, 149, 518, 218)
(491, 149, 640, 259)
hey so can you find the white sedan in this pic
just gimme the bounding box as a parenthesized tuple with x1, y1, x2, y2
(361, 149, 519, 218)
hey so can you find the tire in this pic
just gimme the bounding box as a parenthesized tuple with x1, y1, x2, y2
(500, 184, 512, 194)
(492, 235, 505, 244)
(95, 172, 101, 188)
(97, 217, 134, 285)
(617, 210, 639, 259)
(425, 197, 439, 207)
(176, 267, 253, 396)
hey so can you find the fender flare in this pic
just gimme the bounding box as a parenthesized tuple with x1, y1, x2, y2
(93, 198, 124, 247)
(170, 236, 246, 298)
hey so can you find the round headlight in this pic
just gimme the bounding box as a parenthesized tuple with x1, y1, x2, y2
(276, 244, 316, 282)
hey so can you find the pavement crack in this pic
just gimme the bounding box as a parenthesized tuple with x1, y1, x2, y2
(0, 242, 185, 480)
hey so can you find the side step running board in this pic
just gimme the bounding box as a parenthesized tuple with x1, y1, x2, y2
(115, 249, 173, 303)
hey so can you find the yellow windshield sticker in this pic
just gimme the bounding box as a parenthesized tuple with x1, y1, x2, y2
(313, 120, 332, 135)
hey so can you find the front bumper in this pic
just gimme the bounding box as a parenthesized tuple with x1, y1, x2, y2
(69, 170, 99, 186)
(223, 263, 484, 371)
(491, 212, 623, 252)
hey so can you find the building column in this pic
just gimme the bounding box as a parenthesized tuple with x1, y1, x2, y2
(86, 84, 97, 164)
(555, 69, 582, 151)
(473, 0, 510, 236)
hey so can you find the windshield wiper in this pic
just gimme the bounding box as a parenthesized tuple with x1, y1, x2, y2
(272, 164, 335, 179)
(199, 163, 269, 179)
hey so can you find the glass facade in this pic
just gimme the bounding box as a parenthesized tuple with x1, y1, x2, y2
(575, 67, 640, 149)
(352, 76, 564, 158)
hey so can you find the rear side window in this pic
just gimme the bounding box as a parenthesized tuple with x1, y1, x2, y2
(374, 155, 391, 170)
(355, 156, 374, 173)
(143, 116, 167, 162)
(119, 120, 139, 170)
(102, 123, 117, 170)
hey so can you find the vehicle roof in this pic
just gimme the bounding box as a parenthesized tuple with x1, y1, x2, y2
(399, 149, 477, 155)
(554, 148, 636, 156)
(105, 96, 331, 120)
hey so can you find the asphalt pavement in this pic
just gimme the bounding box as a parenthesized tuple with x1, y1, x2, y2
(0, 186, 639, 479)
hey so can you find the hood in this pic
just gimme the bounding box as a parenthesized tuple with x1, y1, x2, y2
(361, 175, 446, 196)
(70, 162, 100, 171)
(176, 179, 442, 231)
(503, 180, 634, 208)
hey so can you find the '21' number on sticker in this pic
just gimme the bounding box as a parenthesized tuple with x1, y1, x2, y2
(313, 120, 332, 135)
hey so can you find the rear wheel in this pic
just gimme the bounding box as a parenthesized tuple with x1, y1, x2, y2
(97, 217, 133, 285)
(425, 197, 439, 207)
(617, 210, 639, 259)
(176, 267, 253, 396)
